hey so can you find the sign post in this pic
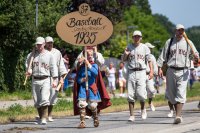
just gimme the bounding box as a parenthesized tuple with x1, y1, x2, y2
(56, 3, 113, 89)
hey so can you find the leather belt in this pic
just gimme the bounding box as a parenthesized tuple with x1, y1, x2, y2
(131, 68, 145, 71)
(33, 76, 48, 80)
(169, 66, 187, 70)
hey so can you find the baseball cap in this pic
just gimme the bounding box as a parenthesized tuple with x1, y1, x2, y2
(133, 30, 142, 37)
(176, 24, 185, 30)
(35, 37, 45, 45)
(145, 42, 155, 48)
(45, 36, 54, 43)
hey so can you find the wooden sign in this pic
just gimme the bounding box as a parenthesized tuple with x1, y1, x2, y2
(56, 3, 113, 46)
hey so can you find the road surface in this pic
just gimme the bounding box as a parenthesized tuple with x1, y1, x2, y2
(0, 101, 199, 133)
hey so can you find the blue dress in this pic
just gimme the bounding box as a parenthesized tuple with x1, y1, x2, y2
(77, 63, 101, 102)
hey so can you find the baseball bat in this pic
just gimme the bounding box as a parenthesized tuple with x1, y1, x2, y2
(183, 32, 200, 66)
(23, 48, 35, 85)
(55, 74, 67, 92)
(183, 32, 196, 56)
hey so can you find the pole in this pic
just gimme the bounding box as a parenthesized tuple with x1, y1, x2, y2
(36, 0, 38, 27)
(127, 30, 129, 45)
(84, 47, 88, 90)
(127, 25, 138, 46)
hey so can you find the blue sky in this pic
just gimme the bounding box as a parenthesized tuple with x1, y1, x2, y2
(148, 0, 200, 29)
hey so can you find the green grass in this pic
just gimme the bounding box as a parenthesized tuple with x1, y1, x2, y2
(187, 82, 200, 97)
(0, 90, 32, 101)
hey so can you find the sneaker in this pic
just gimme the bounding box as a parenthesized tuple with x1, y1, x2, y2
(85, 115, 91, 119)
(167, 110, 174, 118)
(128, 116, 135, 122)
(150, 104, 156, 111)
(141, 109, 147, 119)
(40, 118, 47, 125)
(48, 116, 54, 122)
(119, 93, 123, 97)
(174, 116, 182, 124)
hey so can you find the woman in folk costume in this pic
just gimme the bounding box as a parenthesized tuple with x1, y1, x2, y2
(73, 48, 111, 128)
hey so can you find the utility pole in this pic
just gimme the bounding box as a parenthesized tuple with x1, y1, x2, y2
(126, 25, 138, 45)
(36, 0, 38, 27)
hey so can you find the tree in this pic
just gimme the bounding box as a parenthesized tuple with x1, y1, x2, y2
(0, 0, 36, 91)
(186, 26, 200, 52)
(133, 0, 151, 15)
(153, 14, 175, 35)
(104, 6, 169, 58)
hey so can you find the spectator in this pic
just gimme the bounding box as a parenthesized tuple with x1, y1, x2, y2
(106, 62, 116, 98)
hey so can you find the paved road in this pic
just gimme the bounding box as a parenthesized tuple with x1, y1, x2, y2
(0, 101, 199, 133)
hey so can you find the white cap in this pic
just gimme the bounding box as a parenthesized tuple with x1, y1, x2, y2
(176, 24, 185, 30)
(133, 30, 142, 37)
(45, 36, 54, 43)
(145, 42, 155, 48)
(35, 37, 45, 45)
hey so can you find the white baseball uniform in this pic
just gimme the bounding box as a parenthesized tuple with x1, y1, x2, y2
(49, 48, 67, 105)
(123, 43, 151, 102)
(26, 50, 58, 108)
(157, 37, 199, 104)
(146, 54, 157, 98)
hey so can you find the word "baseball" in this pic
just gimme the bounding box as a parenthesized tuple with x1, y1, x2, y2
(66, 17, 103, 28)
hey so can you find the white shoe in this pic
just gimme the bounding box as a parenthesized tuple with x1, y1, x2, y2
(119, 93, 123, 97)
(141, 109, 147, 119)
(48, 116, 54, 122)
(41, 118, 47, 125)
(167, 110, 174, 118)
(85, 115, 91, 119)
(174, 116, 182, 124)
(150, 104, 156, 111)
(128, 116, 135, 122)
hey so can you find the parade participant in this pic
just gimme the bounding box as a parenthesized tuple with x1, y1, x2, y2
(45, 36, 68, 122)
(74, 45, 106, 119)
(122, 30, 153, 122)
(74, 45, 105, 68)
(157, 24, 199, 124)
(25, 37, 58, 125)
(145, 42, 158, 111)
(73, 48, 110, 128)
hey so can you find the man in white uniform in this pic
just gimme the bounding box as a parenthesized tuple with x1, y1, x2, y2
(145, 42, 157, 111)
(122, 30, 153, 122)
(157, 24, 199, 124)
(26, 37, 58, 125)
(45, 36, 68, 122)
